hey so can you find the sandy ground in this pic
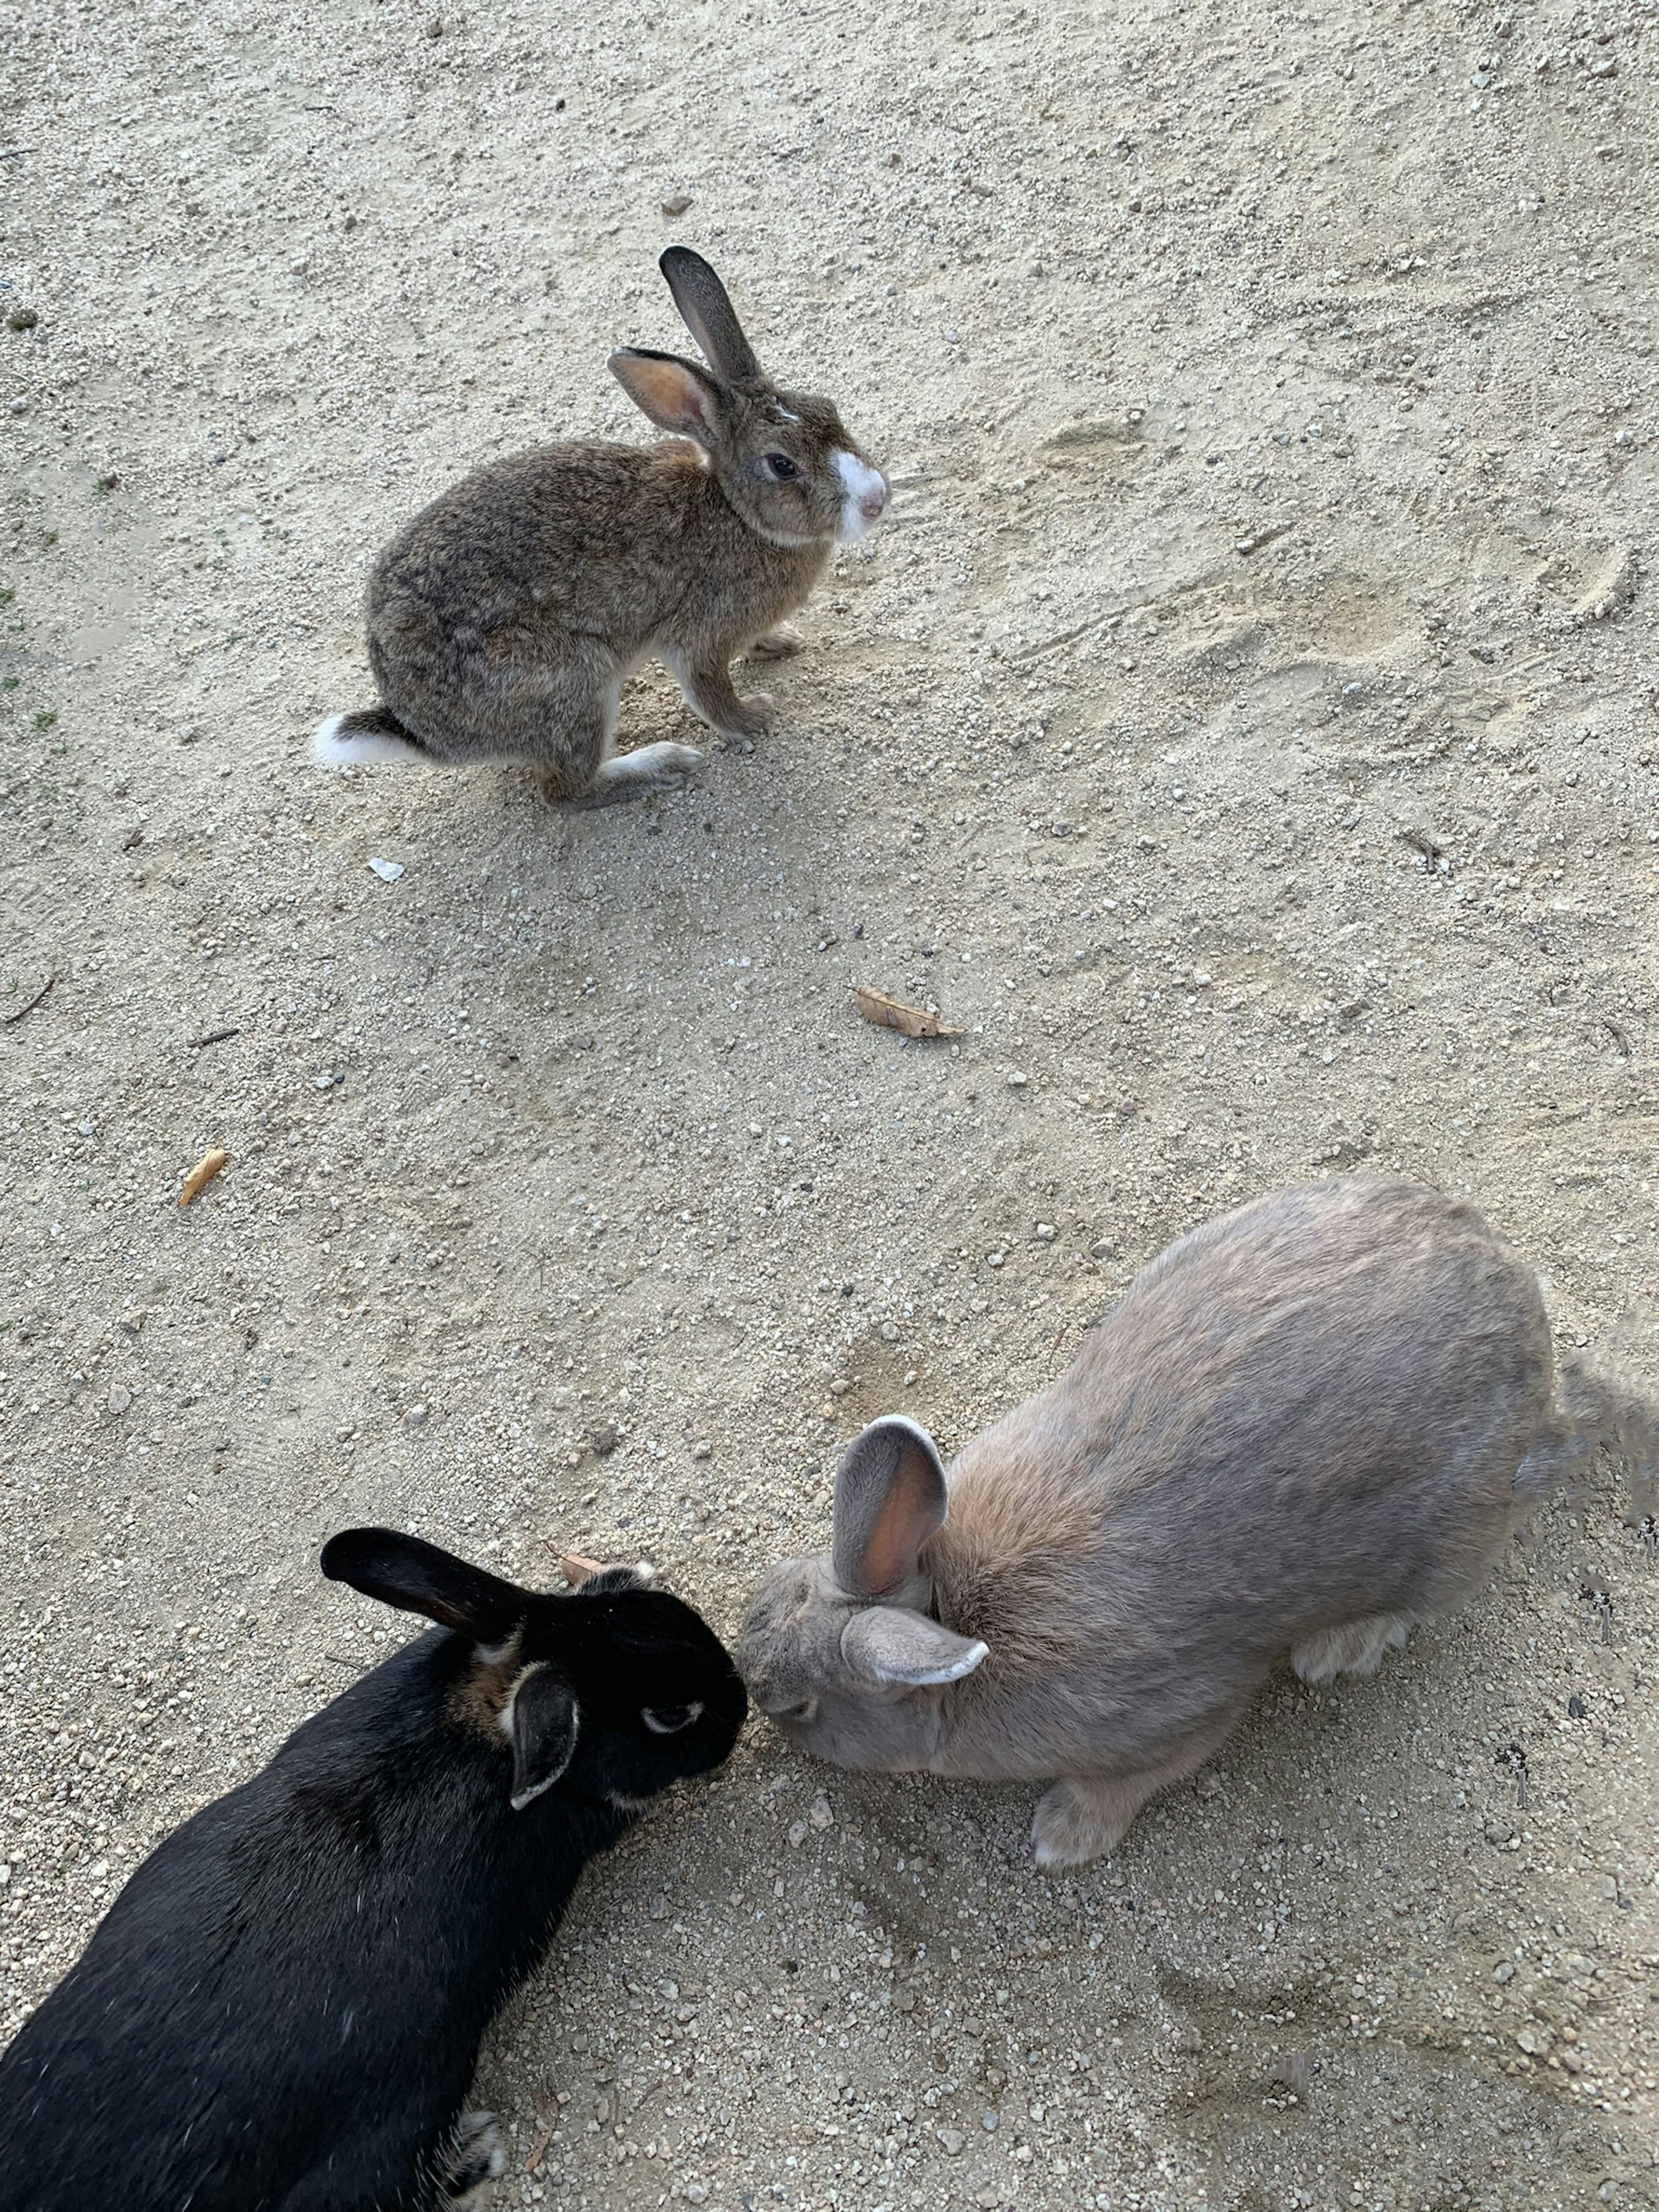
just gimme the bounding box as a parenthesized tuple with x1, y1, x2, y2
(3, 0, 1659, 2204)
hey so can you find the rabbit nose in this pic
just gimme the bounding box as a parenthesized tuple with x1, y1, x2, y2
(858, 480, 888, 520)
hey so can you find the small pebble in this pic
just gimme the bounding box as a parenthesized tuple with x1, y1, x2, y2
(106, 1383, 132, 1416)
(6, 305, 38, 331)
(660, 192, 693, 217)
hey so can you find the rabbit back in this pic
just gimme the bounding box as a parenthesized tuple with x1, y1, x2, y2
(0, 1634, 613, 2212)
(363, 443, 826, 769)
(929, 1180, 1555, 1765)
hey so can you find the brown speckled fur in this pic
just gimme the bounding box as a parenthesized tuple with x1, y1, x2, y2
(328, 251, 884, 801)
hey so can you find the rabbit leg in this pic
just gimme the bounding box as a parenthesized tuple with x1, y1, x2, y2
(1032, 1718, 1239, 1871)
(440, 2109, 507, 2206)
(569, 741, 706, 809)
(1290, 1613, 1411, 1685)
(662, 647, 776, 741)
(746, 623, 805, 660)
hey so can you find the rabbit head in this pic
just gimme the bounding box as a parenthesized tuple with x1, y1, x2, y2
(608, 247, 887, 552)
(322, 1529, 747, 1810)
(735, 1417, 987, 1772)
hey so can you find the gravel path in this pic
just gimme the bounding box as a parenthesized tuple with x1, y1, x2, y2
(2, 0, 1657, 2206)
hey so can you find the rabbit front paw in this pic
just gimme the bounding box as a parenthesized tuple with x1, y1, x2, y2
(747, 623, 805, 661)
(718, 692, 776, 742)
(1032, 1778, 1136, 1870)
(442, 2109, 506, 2205)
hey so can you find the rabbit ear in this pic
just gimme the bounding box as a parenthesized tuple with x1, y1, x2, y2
(506, 1662, 581, 1811)
(608, 347, 725, 448)
(320, 1528, 524, 1642)
(658, 247, 763, 385)
(833, 1417, 948, 1599)
(842, 1605, 989, 1688)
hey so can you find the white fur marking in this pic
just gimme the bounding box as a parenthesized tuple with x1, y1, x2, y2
(311, 712, 424, 768)
(831, 449, 888, 542)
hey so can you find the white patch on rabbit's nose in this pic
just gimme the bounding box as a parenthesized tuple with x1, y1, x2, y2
(832, 450, 888, 540)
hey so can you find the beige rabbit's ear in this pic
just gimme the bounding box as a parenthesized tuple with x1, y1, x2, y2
(608, 347, 725, 448)
(832, 1417, 948, 1599)
(842, 1605, 988, 1688)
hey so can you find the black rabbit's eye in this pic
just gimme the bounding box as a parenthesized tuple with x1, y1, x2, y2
(764, 452, 800, 480)
(642, 1701, 704, 1735)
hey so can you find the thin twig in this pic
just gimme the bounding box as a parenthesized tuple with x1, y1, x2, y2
(187, 1027, 242, 1050)
(3, 975, 53, 1026)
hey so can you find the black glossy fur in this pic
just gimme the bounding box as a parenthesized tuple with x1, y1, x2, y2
(0, 1535, 746, 2212)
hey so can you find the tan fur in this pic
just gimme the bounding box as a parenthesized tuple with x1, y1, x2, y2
(737, 1178, 1659, 1865)
(444, 1637, 522, 1745)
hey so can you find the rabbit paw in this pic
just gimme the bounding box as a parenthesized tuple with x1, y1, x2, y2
(442, 2110, 506, 2204)
(1032, 1778, 1137, 1870)
(718, 693, 777, 742)
(747, 623, 805, 661)
(1291, 1613, 1410, 1685)
(569, 742, 706, 808)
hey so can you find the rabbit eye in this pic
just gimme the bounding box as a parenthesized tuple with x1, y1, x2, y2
(764, 452, 801, 480)
(786, 1698, 819, 1726)
(642, 1701, 704, 1736)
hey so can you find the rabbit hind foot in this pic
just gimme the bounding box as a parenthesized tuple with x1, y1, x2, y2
(563, 742, 706, 809)
(1290, 1612, 1411, 1686)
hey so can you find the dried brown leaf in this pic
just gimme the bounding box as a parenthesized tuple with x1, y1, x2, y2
(853, 985, 964, 1040)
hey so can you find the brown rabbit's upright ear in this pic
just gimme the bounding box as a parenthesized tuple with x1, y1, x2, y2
(833, 1417, 948, 1599)
(658, 247, 763, 385)
(321, 1528, 526, 1642)
(608, 348, 725, 448)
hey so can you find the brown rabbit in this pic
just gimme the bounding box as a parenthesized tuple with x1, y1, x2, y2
(313, 248, 887, 805)
(737, 1179, 1657, 1869)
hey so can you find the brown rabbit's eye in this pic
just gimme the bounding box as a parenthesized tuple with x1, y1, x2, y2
(764, 452, 801, 480)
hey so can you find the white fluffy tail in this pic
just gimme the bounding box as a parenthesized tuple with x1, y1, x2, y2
(311, 710, 426, 768)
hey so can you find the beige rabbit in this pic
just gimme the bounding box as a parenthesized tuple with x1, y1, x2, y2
(313, 248, 887, 806)
(737, 1179, 1655, 1869)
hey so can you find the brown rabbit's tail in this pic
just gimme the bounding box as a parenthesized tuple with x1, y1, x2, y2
(311, 705, 426, 768)
(1514, 1352, 1659, 1523)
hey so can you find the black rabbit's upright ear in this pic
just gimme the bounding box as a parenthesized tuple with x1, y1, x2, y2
(658, 247, 763, 385)
(832, 1417, 949, 1600)
(608, 347, 725, 448)
(320, 1528, 525, 1642)
(507, 1662, 581, 1811)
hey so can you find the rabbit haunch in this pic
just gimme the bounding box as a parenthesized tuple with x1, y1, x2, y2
(736, 1178, 1657, 1870)
(0, 1534, 746, 2212)
(311, 247, 887, 803)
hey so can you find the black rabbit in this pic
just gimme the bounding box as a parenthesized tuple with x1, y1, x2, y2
(0, 1533, 747, 2212)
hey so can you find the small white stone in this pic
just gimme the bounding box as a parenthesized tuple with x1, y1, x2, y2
(368, 857, 405, 882)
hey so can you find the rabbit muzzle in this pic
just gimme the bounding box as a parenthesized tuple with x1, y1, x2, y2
(832, 451, 889, 541)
